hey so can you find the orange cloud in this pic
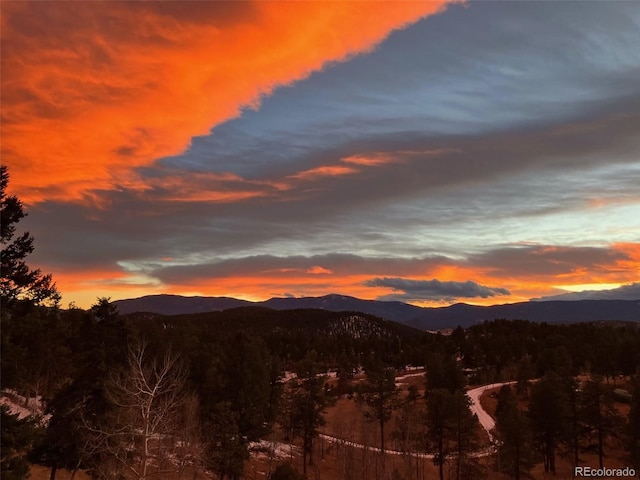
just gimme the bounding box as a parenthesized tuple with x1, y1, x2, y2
(307, 266, 333, 275)
(1, 1, 450, 205)
(341, 153, 397, 166)
(289, 165, 358, 181)
(51, 241, 640, 309)
(611, 242, 640, 278)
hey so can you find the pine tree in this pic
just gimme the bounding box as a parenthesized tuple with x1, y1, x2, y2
(1, 166, 62, 393)
(205, 402, 247, 480)
(494, 385, 536, 480)
(0, 165, 60, 311)
(425, 389, 451, 480)
(449, 390, 482, 480)
(529, 373, 569, 474)
(360, 359, 399, 452)
(627, 370, 640, 472)
(292, 352, 326, 475)
(1, 405, 43, 480)
(580, 375, 620, 469)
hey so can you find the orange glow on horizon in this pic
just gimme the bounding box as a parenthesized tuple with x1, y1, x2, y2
(47, 241, 639, 309)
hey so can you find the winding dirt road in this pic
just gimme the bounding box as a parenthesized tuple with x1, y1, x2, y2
(467, 381, 515, 442)
(320, 381, 515, 458)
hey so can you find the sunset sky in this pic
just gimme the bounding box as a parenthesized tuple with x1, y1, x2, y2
(2, 1, 639, 309)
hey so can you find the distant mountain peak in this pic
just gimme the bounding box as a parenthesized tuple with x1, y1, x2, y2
(114, 294, 640, 330)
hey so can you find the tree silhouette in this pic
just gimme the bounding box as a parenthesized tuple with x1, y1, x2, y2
(494, 385, 536, 480)
(360, 359, 398, 452)
(580, 375, 620, 468)
(0, 165, 60, 311)
(529, 373, 568, 474)
(1, 166, 62, 394)
(292, 352, 326, 475)
(426, 389, 451, 480)
(628, 371, 640, 472)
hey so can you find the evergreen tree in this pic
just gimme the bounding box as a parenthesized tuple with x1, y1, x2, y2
(221, 333, 273, 439)
(30, 388, 85, 480)
(36, 301, 130, 480)
(580, 375, 620, 468)
(563, 376, 581, 469)
(271, 462, 306, 480)
(425, 352, 466, 394)
(0, 165, 60, 311)
(360, 359, 398, 452)
(205, 402, 247, 480)
(1, 166, 61, 392)
(515, 356, 534, 396)
(425, 389, 452, 480)
(292, 352, 326, 475)
(1, 405, 43, 480)
(627, 370, 640, 472)
(449, 390, 482, 480)
(529, 373, 568, 474)
(494, 385, 536, 480)
(392, 396, 424, 480)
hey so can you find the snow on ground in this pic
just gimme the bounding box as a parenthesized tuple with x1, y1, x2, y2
(282, 370, 339, 382)
(0, 389, 50, 423)
(319, 380, 514, 459)
(467, 381, 515, 442)
(395, 370, 425, 387)
(0, 396, 34, 419)
(394, 372, 425, 382)
(249, 440, 299, 461)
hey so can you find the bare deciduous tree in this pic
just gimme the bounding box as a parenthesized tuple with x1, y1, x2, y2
(83, 342, 191, 480)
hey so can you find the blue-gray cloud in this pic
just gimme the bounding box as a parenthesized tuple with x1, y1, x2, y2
(532, 283, 640, 302)
(161, 1, 640, 178)
(364, 277, 510, 302)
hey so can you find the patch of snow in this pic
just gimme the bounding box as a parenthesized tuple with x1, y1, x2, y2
(0, 396, 34, 419)
(394, 372, 424, 381)
(249, 440, 298, 461)
(0, 389, 50, 424)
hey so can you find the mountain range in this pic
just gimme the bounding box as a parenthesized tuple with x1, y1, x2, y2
(114, 294, 640, 330)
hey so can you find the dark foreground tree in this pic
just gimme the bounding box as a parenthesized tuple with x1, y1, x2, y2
(1, 405, 43, 480)
(0, 165, 60, 311)
(628, 371, 640, 472)
(449, 390, 482, 480)
(271, 462, 306, 480)
(580, 375, 620, 469)
(360, 359, 398, 452)
(494, 385, 536, 480)
(205, 402, 247, 480)
(529, 373, 568, 474)
(426, 389, 451, 480)
(292, 353, 326, 475)
(1, 166, 61, 393)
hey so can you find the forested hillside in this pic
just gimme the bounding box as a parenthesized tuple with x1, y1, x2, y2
(3, 302, 640, 480)
(2, 166, 640, 480)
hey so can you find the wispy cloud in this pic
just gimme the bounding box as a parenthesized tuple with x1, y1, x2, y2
(289, 165, 358, 182)
(532, 282, 640, 301)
